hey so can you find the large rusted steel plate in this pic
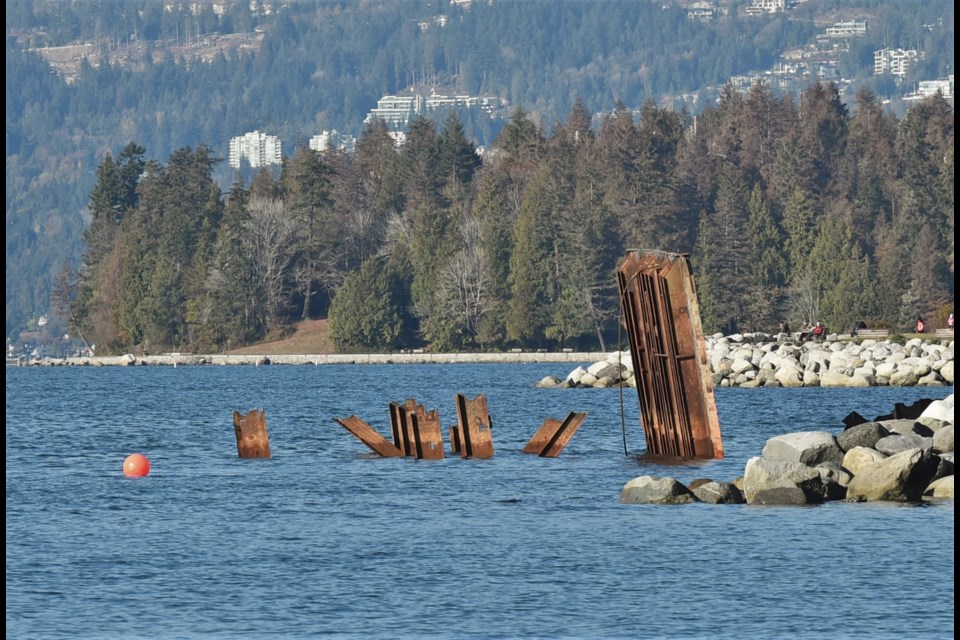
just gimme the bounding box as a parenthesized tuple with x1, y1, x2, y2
(617, 250, 723, 459)
(522, 412, 588, 457)
(389, 399, 445, 460)
(333, 416, 403, 457)
(232, 408, 272, 459)
(454, 394, 494, 458)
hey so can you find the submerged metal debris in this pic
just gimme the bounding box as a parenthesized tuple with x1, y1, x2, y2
(617, 250, 723, 459)
(233, 408, 272, 458)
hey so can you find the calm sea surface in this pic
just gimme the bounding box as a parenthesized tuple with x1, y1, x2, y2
(6, 364, 955, 639)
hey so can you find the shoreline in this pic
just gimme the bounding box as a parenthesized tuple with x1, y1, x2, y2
(8, 351, 613, 367)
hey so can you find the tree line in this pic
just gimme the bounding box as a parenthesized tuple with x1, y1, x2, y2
(67, 82, 954, 354)
(8, 0, 953, 338)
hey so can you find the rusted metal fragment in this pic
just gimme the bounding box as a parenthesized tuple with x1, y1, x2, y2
(617, 250, 723, 459)
(449, 425, 462, 454)
(389, 399, 445, 460)
(232, 409, 271, 458)
(522, 412, 588, 457)
(333, 416, 403, 457)
(454, 394, 494, 458)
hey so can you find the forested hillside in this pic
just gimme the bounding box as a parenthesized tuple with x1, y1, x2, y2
(72, 86, 954, 355)
(5, 0, 955, 347)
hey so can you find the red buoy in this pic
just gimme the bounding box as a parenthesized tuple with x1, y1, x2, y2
(123, 453, 151, 477)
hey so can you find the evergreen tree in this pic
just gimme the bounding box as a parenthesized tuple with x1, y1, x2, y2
(807, 212, 874, 332)
(328, 257, 407, 351)
(281, 146, 337, 319)
(744, 184, 787, 332)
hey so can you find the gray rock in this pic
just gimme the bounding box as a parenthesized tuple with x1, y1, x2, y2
(932, 423, 954, 454)
(880, 419, 934, 437)
(743, 457, 831, 504)
(750, 484, 810, 505)
(620, 476, 698, 505)
(762, 431, 845, 467)
(692, 481, 745, 504)
(875, 434, 934, 456)
(837, 422, 890, 452)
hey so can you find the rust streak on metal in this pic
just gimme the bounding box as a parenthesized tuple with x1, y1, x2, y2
(617, 250, 723, 459)
(333, 416, 403, 457)
(522, 412, 588, 457)
(232, 408, 271, 458)
(454, 394, 494, 458)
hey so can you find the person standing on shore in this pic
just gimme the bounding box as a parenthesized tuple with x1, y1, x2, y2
(916, 317, 925, 333)
(949, 313, 954, 329)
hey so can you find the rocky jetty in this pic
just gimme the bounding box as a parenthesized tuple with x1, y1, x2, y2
(619, 394, 955, 506)
(537, 333, 954, 389)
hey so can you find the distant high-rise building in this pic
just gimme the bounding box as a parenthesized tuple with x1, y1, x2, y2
(363, 92, 499, 133)
(228, 131, 282, 169)
(309, 130, 357, 155)
(874, 48, 924, 78)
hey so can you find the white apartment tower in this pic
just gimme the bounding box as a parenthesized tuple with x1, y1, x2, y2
(874, 48, 924, 78)
(228, 130, 282, 169)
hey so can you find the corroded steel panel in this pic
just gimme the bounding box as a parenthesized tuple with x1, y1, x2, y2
(522, 412, 588, 457)
(389, 399, 445, 460)
(454, 394, 494, 458)
(617, 250, 723, 459)
(232, 409, 271, 458)
(333, 415, 403, 457)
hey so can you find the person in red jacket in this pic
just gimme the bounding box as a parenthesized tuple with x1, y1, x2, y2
(916, 317, 925, 333)
(812, 321, 825, 341)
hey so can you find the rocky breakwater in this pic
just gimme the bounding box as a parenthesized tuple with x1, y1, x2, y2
(619, 394, 954, 506)
(536, 334, 954, 389)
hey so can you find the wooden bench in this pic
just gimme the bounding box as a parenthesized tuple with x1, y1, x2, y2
(856, 329, 890, 339)
(934, 328, 954, 338)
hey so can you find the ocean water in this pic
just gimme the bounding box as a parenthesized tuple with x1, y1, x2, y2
(6, 364, 954, 639)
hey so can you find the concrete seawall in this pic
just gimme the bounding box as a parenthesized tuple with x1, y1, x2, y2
(11, 351, 611, 367)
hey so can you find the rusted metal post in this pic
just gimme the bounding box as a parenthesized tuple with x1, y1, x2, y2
(616, 250, 723, 459)
(453, 394, 494, 458)
(232, 409, 271, 458)
(333, 416, 403, 457)
(522, 412, 588, 457)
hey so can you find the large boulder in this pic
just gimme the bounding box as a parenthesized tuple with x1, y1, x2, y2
(837, 422, 890, 452)
(923, 475, 954, 500)
(932, 423, 954, 454)
(845, 448, 942, 502)
(743, 457, 832, 505)
(881, 419, 934, 437)
(842, 446, 886, 477)
(874, 434, 934, 456)
(761, 431, 845, 467)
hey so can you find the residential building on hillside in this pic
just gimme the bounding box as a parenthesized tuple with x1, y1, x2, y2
(904, 75, 954, 101)
(874, 48, 924, 77)
(821, 20, 867, 38)
(309, 130, 357, 154)
(364, 93, 499, 132)
(745, 0, 785, 16)
(228, 130, 282, 169)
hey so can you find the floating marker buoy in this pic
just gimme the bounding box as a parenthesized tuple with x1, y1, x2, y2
(123, 453, 151, 477)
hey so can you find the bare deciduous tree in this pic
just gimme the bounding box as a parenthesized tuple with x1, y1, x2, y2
(787, 269, 821, 328)
(244, 198, 296, 332)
